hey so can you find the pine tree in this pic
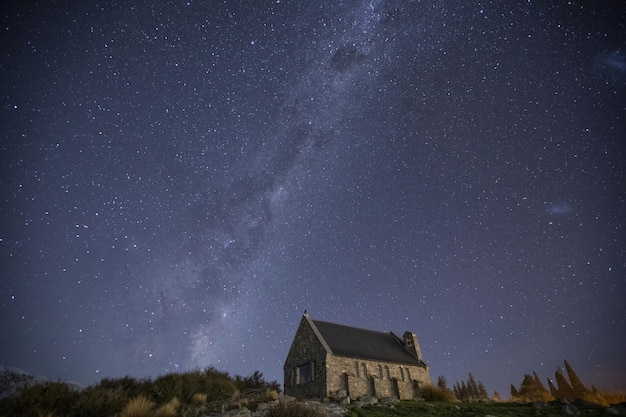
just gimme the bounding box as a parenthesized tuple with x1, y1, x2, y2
(460, 381, 468, 401)
(478, 381, 488, 400)
(518, 374, 553, 402)
(563, 360, 587, 398)
(555, 368, 574, 400)
(468, 373, 479, 399)
(510, 383, 520, 399)
(533, 371, 549, 393)
(547, 378, 559, 398)
(437, 375, 448, 389)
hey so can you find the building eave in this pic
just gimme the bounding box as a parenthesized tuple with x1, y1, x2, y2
(304, 311, 333, 354)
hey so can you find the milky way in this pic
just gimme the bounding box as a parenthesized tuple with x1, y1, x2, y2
(1, 1, 625, 395)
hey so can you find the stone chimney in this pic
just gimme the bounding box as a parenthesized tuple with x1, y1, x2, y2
(403, 331, 423, 361)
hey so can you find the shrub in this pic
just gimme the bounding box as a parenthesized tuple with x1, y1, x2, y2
(266, 389, 280, 400)
(419, 384, 456, 402)
(70, 386, 127, 416)
(0, 381, 78, 417)
(581, 390, 626, 407)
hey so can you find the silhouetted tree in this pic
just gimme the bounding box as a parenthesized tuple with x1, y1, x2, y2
(510, 384, 520, 399)
(564, 360, 587, 398)
(547, 378, 559, 398)
(454, 374, 488, 401)
(478, 381, 488, 399)
(518, 374, 553, 402)
(468, 373, 479, 399)
(437, 375, 448, 389)
(555, 368, 574, 400)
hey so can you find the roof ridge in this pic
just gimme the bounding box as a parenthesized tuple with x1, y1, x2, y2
(312, 318, 394, 336)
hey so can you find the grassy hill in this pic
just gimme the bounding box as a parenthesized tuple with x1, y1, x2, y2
(1, 366, 624, 417)
(0, 367, 280, 417)
(350, 400, 623, 417)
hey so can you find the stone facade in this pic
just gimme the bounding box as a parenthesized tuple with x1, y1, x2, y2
(283, 314, 328, 399)
(284, 313, 431, 400)
(324, 355, 429, 399)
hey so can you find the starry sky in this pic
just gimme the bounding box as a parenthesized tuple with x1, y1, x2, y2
(1, 0, 625, 397)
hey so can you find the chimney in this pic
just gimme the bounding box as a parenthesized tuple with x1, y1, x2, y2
(403, 331, 423, 361)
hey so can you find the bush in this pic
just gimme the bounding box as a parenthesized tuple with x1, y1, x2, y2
(70, 386, 128, 417)
(0, 367, 282, 417)
(581, 390, 626, 407)
(419, 384, 457, 402)
(0, 381, 79, 417)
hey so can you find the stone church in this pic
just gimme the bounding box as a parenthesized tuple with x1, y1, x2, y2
(284, 312, 431, 400)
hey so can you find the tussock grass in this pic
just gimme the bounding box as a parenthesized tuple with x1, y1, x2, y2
(153, 397, 179, 417)
(120, 396, 155, 417)
(191, 392, 207, 406)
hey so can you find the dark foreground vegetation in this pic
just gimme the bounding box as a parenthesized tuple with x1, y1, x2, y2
(1, 360, 624, 417)
(0, 367, 279, 417)
(350, 400, 625, 417)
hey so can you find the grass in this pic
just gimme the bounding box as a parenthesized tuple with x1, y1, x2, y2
(349, 400, 617, 417)
(120, 396, 155, 417)
(265, 402, 325, 417)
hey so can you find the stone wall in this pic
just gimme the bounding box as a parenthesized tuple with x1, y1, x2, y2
(372, 377, 395, 398)
(396, 380, 416, 400)
(283, 318, 328, 398)
(325, 354, 430, 399)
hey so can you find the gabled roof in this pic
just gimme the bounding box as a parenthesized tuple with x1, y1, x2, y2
(304, 314, 426, 367)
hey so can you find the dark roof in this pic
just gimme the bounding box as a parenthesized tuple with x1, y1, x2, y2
(309, 318, 425, 366)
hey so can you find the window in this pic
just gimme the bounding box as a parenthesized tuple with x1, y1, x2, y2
(361, 363, 368, 378)
(400, 367, 405, 381)
(406, 368, 411, 381)
(378, 365, 383, 379)
(355, 362, 360, 378)
(297, 362, 314, 384)
(385, 366, 390, 380)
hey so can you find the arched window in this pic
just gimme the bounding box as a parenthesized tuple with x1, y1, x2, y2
(385, 366, 390, 380)
(355, 362, 360, 378)
(361, 363, 368, 378)
(378, 365, 383, 379)
(406, 368, 411, 381)
(400, 367, 405, 381)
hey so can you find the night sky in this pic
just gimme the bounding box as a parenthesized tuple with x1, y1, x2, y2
(1, 1, 625, 397)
